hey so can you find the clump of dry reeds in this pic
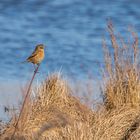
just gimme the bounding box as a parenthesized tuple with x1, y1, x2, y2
(0, 74, 93, 140)
(102, 21, 140, 110)
(90, 21, 140, 140)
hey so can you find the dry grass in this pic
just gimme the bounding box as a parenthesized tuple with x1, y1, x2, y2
(1, 22, 140, 139)
(102, 21, 140, 109)
(92, 105, 140, 140)
(0, 74, 93, 140)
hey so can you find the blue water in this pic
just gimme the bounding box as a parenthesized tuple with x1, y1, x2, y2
(0, 0, 139, 81)
(0, 0, 140, 120)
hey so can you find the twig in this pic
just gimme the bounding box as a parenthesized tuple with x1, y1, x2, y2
(10, 64, 40, 140)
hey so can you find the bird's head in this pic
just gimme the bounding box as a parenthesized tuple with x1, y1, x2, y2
(36, 44, 45, 50)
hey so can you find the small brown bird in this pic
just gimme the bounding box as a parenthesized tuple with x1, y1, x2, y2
(25, 44, 45, 65)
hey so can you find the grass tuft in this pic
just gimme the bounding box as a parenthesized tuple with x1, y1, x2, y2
(102, 21, 140, 110)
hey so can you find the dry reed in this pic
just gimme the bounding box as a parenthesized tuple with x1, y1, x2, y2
(102, 21, 140, 110)
(1, 22, 140, 140)
(0, 74, 93, 140)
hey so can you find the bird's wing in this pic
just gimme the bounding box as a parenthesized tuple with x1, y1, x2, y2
(27, 51, 38, 61)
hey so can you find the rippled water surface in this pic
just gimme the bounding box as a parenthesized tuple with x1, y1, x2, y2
(0, 0, 140, 120)
(0, 0, 140, 81)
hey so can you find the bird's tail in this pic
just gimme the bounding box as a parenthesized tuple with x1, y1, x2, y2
(21, 60, 28, 64)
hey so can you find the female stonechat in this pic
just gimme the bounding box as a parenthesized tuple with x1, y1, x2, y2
(26, 44, 45, 65)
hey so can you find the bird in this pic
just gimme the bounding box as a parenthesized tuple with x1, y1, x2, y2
(24, 44, 45, 66)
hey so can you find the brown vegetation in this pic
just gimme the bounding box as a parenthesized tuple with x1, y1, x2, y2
(1, 22, 140, 140)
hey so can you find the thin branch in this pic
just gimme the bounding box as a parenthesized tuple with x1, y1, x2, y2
(10, 64, 40, 140)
